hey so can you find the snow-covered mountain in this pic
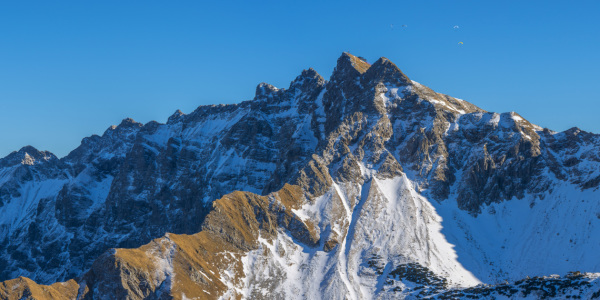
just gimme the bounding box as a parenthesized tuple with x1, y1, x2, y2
(1, 53, 600, 299)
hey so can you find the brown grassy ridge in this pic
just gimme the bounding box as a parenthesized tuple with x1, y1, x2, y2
(346, 52, 371, 74)
(0, 277, 79, 300)
(0, 181, 322, 299)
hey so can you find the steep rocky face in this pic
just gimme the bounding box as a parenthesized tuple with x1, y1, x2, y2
(2, 52, 600, 299)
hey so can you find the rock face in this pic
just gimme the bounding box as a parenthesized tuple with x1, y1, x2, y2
(2, 52, 600, 299)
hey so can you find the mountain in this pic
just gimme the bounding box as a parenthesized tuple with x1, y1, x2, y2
(1, 53, 600, 299)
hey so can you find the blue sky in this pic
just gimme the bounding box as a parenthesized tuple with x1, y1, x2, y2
(1, 0, 599, 158)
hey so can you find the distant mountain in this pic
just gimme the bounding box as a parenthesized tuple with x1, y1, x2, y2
(2, 53, 600, 299)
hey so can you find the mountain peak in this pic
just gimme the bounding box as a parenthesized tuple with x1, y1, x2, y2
(364, 56, 411, 86)
(17, 145, 41, 155)
(118, 118, 140, 127)
(340, 52, 371, 73)
(167, 109, 186, 124)
(101, 118, 143, 139)
(0, 145, 57, 167)
(289, 67, 325, 92)
(331, 53, 412, 87)
(330, 52, 371, 84)
(254, 82, 281, 100)
(294, 67, 323, 83)
(344, 52, 371, 71)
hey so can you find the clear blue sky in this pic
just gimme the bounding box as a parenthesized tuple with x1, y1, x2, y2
(1, 0, 599, 158)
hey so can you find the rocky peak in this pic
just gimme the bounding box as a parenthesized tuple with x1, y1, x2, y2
(253, 68, 325, 111)
(102, 118, 143, 139)
(254, 82, 281, 100)
(117, 117, 141, 129)
(560, 127, 588, 140)
(300, 67, 321, 79)
(363, 57, 411, 87)
(289, 68, 325, 91)
(330, 52, 371, 84)
(0, 145, 57, 168)
(167, 109, 186, 125)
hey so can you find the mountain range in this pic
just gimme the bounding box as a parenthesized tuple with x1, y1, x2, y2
(1, 53, 600, 299)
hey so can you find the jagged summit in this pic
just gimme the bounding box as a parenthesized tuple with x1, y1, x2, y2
(339, 52, 371, 73)
(329, 52, 370, 84)
(289, 67, 324, 89)
(254, 67, 325, 103)
(329, 52, 410, 88)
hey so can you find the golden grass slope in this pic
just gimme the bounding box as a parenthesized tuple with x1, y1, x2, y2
(0, 182, 320, 299)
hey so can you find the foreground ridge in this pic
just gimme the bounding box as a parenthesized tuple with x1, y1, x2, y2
(1, 52, 600, 299)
